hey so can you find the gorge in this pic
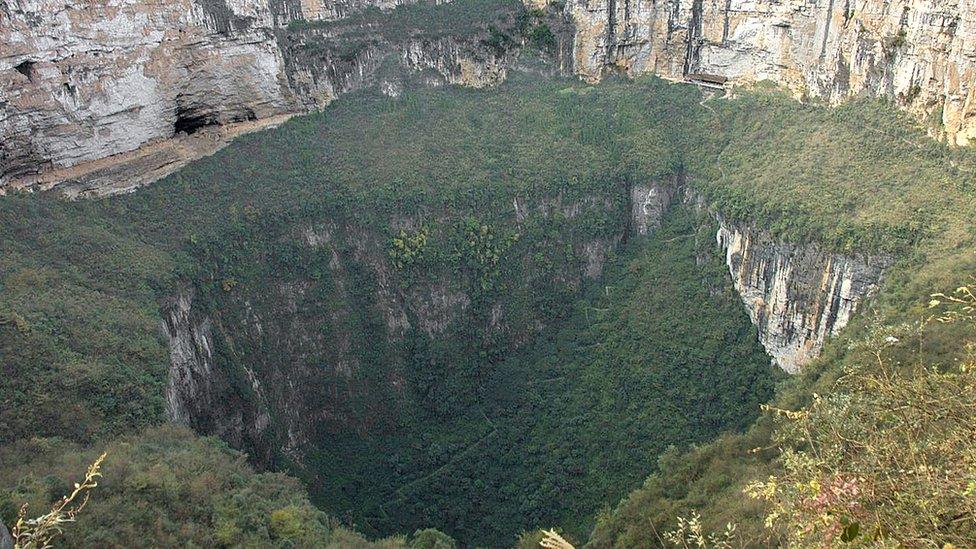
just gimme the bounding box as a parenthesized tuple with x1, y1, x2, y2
(3, 0, 976, 546)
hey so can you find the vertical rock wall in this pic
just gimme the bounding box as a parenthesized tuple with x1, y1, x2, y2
(716, 221, 891, 372)
(630, 179, 892, 372)
(0, 0, 520, 193)
(564, 0, 976, 144)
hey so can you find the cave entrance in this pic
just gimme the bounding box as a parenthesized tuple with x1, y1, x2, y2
(174, 102, 217, 136)
(14, 60, 37, 82)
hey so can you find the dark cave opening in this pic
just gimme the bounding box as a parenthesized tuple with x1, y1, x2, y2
(14, 60, 37, 82)
(174, 106, 217, 136)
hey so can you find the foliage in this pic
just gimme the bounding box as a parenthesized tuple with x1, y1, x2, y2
(12, 453, 104, 549)
(690, 89, 976, 254)
(409, 528, 457, 548)
(285, 0, 525, 44)
(0, 426, 452, 548)
(663, 513, 737, 549)
(5, 68, 976, 547)
(389, 227, 431, 271)
(745, 290, 976, 546)
(526, 23, 556, 52)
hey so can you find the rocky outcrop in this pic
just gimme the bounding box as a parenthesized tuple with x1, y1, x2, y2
(1, 0, 294, 189)
(630, 179, 675, 235)
(563, 0, 976, 144)
(161, 287, 277, 464)
(5, 0, 976, 193)
(630, 179, 891, 372)
(0, 0, 522, 194)
(715, 220, 891, 372)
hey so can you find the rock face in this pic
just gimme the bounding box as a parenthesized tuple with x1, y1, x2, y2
(631, 178, 891, 372)
(715, 220, 891, 372)
(162, 192, 624, 466)
(1, 0, 292, 188)
(564, 0, 976, 144)
(7, 0, 972, 192)
(162, 287, 276, 463)
(630, 178, 675, 235)
(0, 0, 521, 193)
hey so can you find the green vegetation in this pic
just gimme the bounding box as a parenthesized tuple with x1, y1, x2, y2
(4, 67, 976, 547)
(0, 426, 452, 547)
(150, 77, 769, 543)
(586, 89, 976, 547)
(1, 75, 761, 545)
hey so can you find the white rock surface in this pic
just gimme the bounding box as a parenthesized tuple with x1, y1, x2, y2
(565, 0, 976, 144)
(715, 219, 890, 372)
(631, 180, 891, 373)
(0, 0, 511, 192)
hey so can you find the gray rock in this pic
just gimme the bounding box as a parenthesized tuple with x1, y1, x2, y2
(0, 520, 13, 549)
(565, 0, 976, 145)
(0, 0, 517, 195)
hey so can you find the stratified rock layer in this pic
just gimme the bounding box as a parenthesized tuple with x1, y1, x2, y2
(632, 179, 891, 372)
(716, 220, 890, 372)
(0, 0, 517, 193)
(565, 0, 976, 144)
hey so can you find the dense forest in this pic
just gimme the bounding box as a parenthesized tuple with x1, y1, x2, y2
(3, 66, 976, 546)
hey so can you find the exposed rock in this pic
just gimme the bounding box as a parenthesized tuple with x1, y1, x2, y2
(1, 0, 294, 189)
(162, 288, 215, 428)
(5, 0, 975, 194)
(0, 0, 522, 193)
(716, 220, 892, 372)
(564, 0, 976, 144)
(161, 286, 277, 464)
(0, 520, 11, 549)
(630, 179, 674, 235)
(629, 179, 892, 372)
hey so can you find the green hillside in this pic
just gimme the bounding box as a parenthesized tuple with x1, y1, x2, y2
(3, 71, 976, 547)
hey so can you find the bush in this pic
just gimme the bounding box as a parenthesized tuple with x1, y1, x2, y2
(746, 290, 976, 546)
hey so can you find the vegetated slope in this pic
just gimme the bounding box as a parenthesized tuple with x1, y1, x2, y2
(0, 426, 457, 548)
(587, 89, 976, 547)
(1, 75, 773, 545)
(3, 72, 973, 547)
(132, 76, 773, 543)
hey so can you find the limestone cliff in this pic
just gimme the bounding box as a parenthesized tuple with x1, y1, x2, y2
(715, 220, 891, 372)
(0, 0, 522, 194)
(162, 287, 277, 463)
(630, 179, 891, 372)
(564, 0, 976, 144)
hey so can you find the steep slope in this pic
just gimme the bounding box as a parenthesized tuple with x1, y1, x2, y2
(0, 75, 762, 545)
(585, 87, 976, 547)
(5, 0, 976, 196)
(3, 73, 969, 546)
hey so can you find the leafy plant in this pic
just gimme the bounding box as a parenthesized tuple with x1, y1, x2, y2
(12, 453, 105, 549)
(745, 287, 976, 546)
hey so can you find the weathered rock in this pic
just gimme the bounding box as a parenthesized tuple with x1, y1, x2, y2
(0, 520, 12, 549)
(161, 286, 277, 464)
(716, 220, 891, 372)
(0, 0, 520, 193)
(629, 180, 892, 373)
(1, 0, 294, 187)
(630, 179, 674, 235)
(564, 0, 976, 144)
